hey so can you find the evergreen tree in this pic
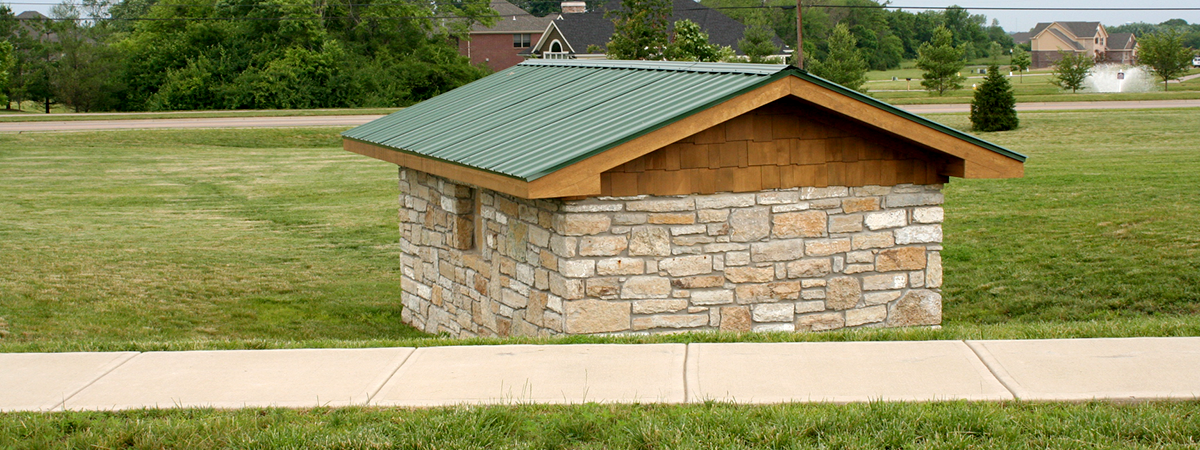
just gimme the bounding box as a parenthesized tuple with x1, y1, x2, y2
(808, 23, 868, 91)
(970, 64, 1018, 132)
(1138, 29, 1195, 91)
(737, 10, 780, 63)
(606, 0, 671, 60)
(1009, 46, 1031, 83)
(916, 26, 965, 96)
(1050, 50, 1093, 93)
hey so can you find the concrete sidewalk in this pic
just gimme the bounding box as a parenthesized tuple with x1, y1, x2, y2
(2, 337, 1198, 412)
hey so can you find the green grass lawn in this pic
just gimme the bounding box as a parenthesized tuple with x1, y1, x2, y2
(866, 67, 1200, 104)
(0, 106, 400, 122)
(4, 401, 1200, 449)
(1, 108, 1198, 352)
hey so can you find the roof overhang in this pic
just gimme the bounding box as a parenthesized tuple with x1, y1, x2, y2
(344, 71, 1024, 200)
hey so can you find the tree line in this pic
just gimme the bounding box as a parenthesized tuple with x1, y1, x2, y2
(1, 0, 494, 112)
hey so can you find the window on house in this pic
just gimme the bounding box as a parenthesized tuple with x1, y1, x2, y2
(513, 34, 531, 48)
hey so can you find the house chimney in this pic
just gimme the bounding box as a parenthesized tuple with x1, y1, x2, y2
(561, 1, 586, 13)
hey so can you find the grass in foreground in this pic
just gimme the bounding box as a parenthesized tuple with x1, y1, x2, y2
(3, 401, 1200, 449)
(0, 107, 401, 122)
(0, 108, 1198, 352)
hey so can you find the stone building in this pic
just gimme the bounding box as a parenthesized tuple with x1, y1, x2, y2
(342, 60, 1025, 337)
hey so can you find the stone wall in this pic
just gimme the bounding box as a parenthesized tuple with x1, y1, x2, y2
(399, 167, 945, 337)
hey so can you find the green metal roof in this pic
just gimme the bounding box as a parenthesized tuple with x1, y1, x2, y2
(343, 59, 1025, 182)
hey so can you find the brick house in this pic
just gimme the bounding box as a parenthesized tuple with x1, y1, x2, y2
(342, 60, 1025, 337)
(457, 0, 559, 71)
(1028, 21, 1137, 68)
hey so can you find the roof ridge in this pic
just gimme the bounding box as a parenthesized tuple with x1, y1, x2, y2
(518, 59, 789, 75)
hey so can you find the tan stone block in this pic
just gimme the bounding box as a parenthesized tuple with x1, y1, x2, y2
(565, 299, 630, 333)
(648, 213, 695, 225)
(621, 276, 672, 299)
(690, 289, 734, 306)
(719, 306, 752, 332)
(671, 275, 725, 289)
(887, 290, 941, 327)
(786, 258, 831, 278)
(844, 264, 873, 274)
(795, 300, 825, 313)
(773, 211, 827, 238)
(863, 273, 908, 291)
(752, 303, 794, 323)
(825, 277, 861, 310)
(845, 305, 887, 327)
(629, 226, 671, 256)
(696, 193, 756, 209)
(895, 225, 942, 245)
(805, 238, 850, 257)
(559, 259, 596, 278)
(539, 251, 559, 271)
(549, 274, 585, 300)
(842, 197, 881, 213)
(852, 232, 894, 250)
(632, 299, 688, 314)
(795, 312, 845, 332)
(586, 277, 621, 299)
(579, 235, 629, 256)
(913, 206, 944, 224)
(555, 214, 611, 236)
(729, 207, 770, 242)
(724, 266, 775, 283)
(750, 239, 805, 262)
(863, 291, 902, 305)
(627, 198, 694, 212)
(500, 288, 527, 309)
(596, 257, 645, 275)
(735, 282, 801, 303)
(829, 214, 863, 233)
(526, 291, 548, 326)
(660, 255, 713, 277)
(697, 209, 730, 223)
(632, 314, 708, 331)
(926, 252, 943, 288)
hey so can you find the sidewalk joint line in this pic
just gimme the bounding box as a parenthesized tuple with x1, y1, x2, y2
(52, 352, 140, 411)
(366, 348, 417, 404)
(963, 340, 1020, 400)
(682, 344, 690, 404)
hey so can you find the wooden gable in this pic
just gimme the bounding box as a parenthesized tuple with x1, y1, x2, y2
(600, 98, 951, 197)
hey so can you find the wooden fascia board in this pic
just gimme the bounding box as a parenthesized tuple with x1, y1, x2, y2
(343, 139, 532, 198)
(525, 77, 793, 198)
(785, 77, 1023, 179)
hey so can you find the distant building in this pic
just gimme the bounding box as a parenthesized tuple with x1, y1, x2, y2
(456, 0, 560, 72)
(1027, 22, 1137, 68)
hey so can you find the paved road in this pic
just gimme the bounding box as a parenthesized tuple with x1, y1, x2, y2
(3, 99, 1199, 132)
(3, 337, 1198, 411)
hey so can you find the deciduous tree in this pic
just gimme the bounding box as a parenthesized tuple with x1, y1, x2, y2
(1137, 29, 1195, 91)
(1050, 50, 1093, 93)
(663, 19, 731, 62)
(1009, 46, 1031, 82)
(809, 23, 868, 92)
(916, 26, 965, 96)
(970, 64, 1018, 131)
(606, 0, 670, 60)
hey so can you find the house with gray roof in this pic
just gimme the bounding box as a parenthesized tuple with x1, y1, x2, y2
(456, 0, 560, 71)
(1028, 21, 1137, 68)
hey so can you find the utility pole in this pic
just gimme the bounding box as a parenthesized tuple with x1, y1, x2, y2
(795, 0, 804, 69)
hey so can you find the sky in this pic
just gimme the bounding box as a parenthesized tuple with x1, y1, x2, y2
(5, 0, 1200, 33)
(888, 0, 1200, 32)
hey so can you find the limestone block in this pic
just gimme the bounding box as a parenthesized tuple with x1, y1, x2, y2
(660, 255, 714, 277)
(627, 198, 694, 212)
(562, 202, 623, 213)
(801, 279, 826, 288)
(750, 239, 805, 262)
(550, 235, 577, 258)
(649, 213, 695, 225)
(500, 288, 528, 309)
(725, 251, 750, 266)
(852, 232, 894, 250)
(720, 306, 752, 332)
(846, 250, 874, 263)
(804, 238, 850, 257)
(703, 243, 748, 253)
(795, 300, 824, 313)
(632, 314, 708, 331)
(526, 291, 548, 326)
(695, 193, 756, 209)
(753, 323, 796, 332)
(586, 277, 621, 298)
(862, 273, 908, 291)
(621, 276, 672, 299)
(795, 312, 845, 332)
(549, 273, 585, 300)
(579, 235, 629, 256)
(629, 226, 671, 256)
(844, 264, 873, 274)
(773, 210, 827, 238)
(895, 225, 942, 245)
(829, 214, 863, 233)
(798, 186, 848, 200)
(864, 210, 906, 230)
(690, 289, 734, 306)
(841, 197, 881, 213)
(810, 198, 842, 210)
(825, 277, 861, 310)
(735, 281, 801, 303)
(555, 214, 611, 236)
(632, 299, 688, 314)
(752, 303, 794, 322)
(756, 191, 800, 205)
(786, 258, 831, 278)
(863, 291, 902, 305)
(565, 299, 631, 333)
(926, 252, 943, 288)
(559, 259, 596, 278)
(887, 290, 942, 326)
(697, 209, 730, 223)
(613, 213, 648, 225)
(596, 257, 644, 276)
(912, 206, 944, 224)
(528, 226, 551, 248)
(671, 275, 724, 289)
(886, 192, 944, 208)
(845, 305, 887, 327)
(673, 235, 715, 247)
(670, 225, 707, 236)
(875, 246, 927, 272)
(724, 266, 775, 283)
(729, 207, 770, 242)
